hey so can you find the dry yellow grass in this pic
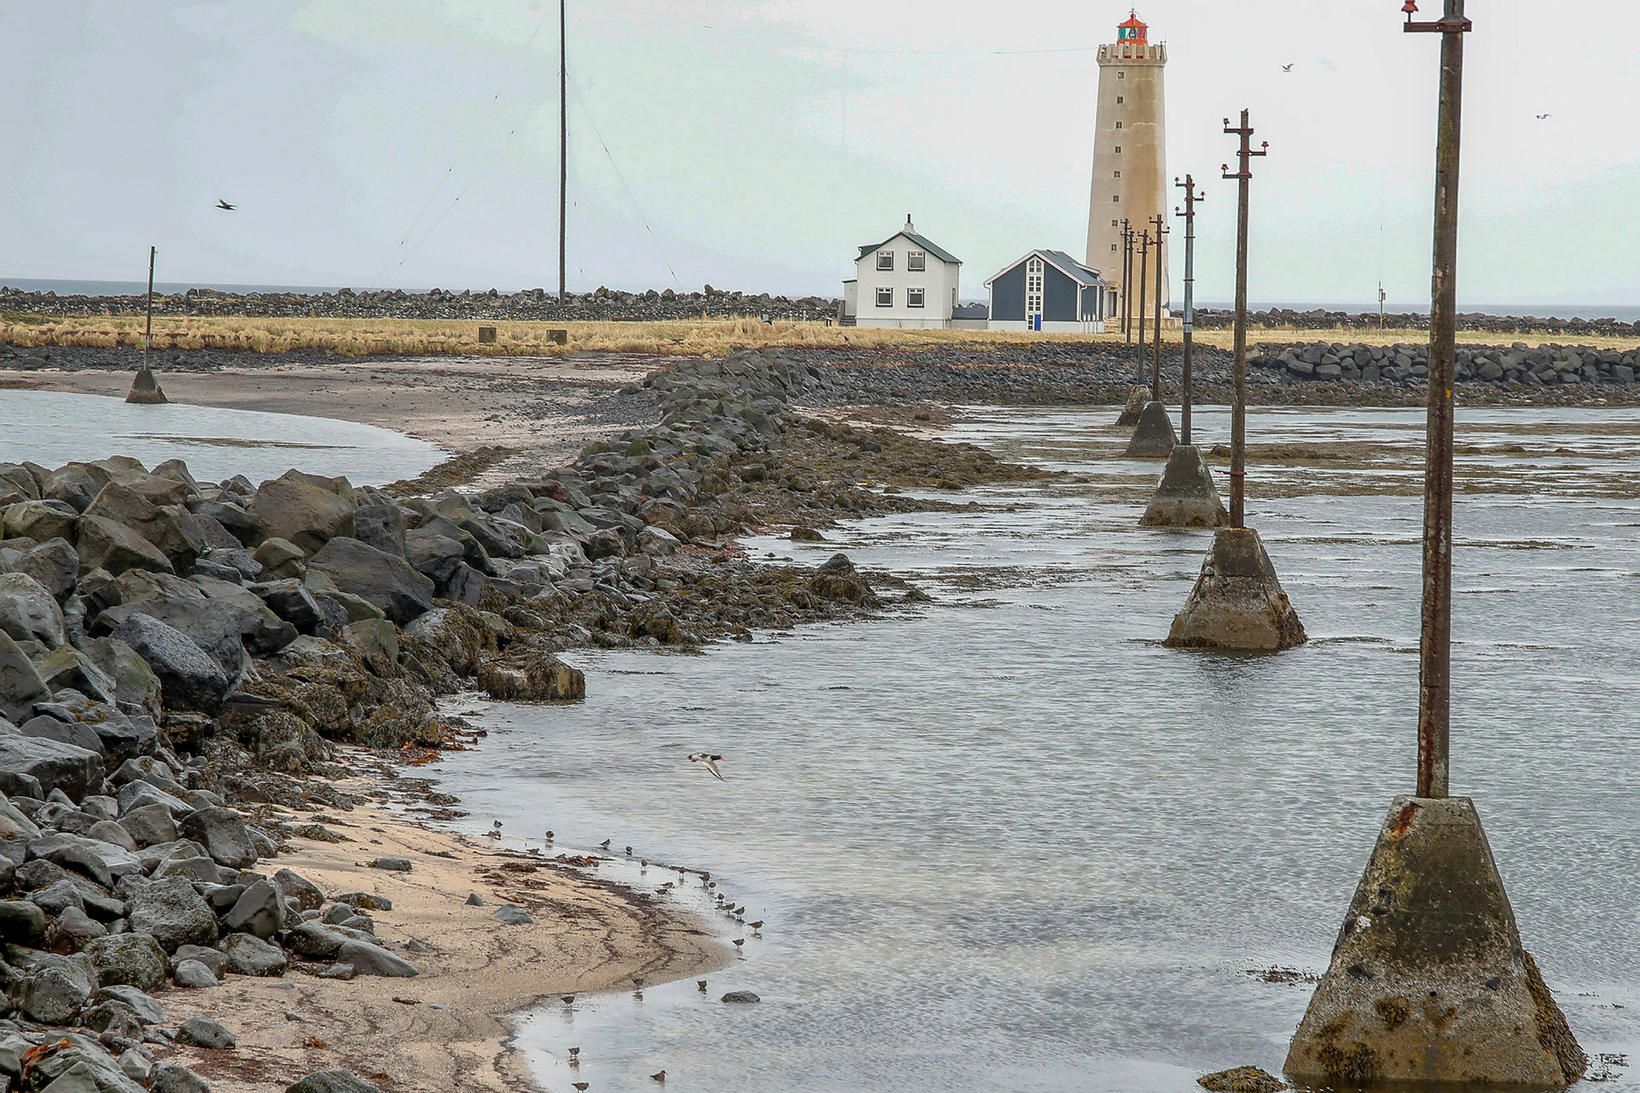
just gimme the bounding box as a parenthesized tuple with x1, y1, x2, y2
(5, 313, 1634, 358)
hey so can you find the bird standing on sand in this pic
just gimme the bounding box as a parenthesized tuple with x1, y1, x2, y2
(485, 820, 502, 840)
(651, 1071, 667, 1083)
(561, 994, 575, 1006)
(215, 199, 236, 211)
(688, 753, 726, 781)
(697, 979, 708, 992)
(598, 838, 611, 851)
(573, 1083, 589, 1092)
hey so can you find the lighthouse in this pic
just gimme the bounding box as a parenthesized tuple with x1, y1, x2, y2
(1085, 10, 1169, 312)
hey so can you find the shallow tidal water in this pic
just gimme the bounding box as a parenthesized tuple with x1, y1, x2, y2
(428, 404, 1640, 1093)
(0, 390, 443, 485)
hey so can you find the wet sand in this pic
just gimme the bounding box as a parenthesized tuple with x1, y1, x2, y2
(157, 796, 732, 1092)
(0, 354, 670, 487)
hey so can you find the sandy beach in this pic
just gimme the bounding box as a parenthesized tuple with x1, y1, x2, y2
(152, 783, 731, 1093)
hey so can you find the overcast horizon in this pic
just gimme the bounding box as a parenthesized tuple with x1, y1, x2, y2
(6, 1, 1638, 308)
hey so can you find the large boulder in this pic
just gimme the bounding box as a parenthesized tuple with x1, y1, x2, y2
(34, 646, 119, 707)
(83, 932, 167, 991)
(2, 498, 78, 542)
(336, 939, 419, 977)
(0, 571, 67, 648)
(273, 868, 325, 911)
(222, 931, 288, 976)
(107, 614, 231, 711)
(0, 735, 105, 800)
(83, 481, 207, 570)
(28, 832, 142, 887)
(127, 875, 219, 951)
(13, 953, 95, 1023)
(286, 1071, 381, 1093)
(0, 631, 50, 721)
(15, 538, 81, 599)
(81, 637, 164, 716)
(76, 515, 175, 576)
(307, 538, 434, 625)
(248, 472, 356, 553)
(178, 807, 257, 869)
(222, 878, 286, 939)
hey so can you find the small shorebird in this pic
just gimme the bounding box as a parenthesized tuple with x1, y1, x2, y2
(598, 839, 611, 851)
(688, 753, 726, 781)
(625, 846, 633, 856)
(750, 920, 764, 933)
(732, 938, 745, 950)
(216, 198, 236, 211)
(561, 994, 575, 1006)
(545, 830, 555, 842)
(572, 1083, 589, 1092)
(651, 1071, 667, 1083)
(697, 980, 708, 992)
(485, 820, 502, 839)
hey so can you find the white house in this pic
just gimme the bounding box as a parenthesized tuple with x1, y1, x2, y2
(983, 249, 1110, 334)
(842, 216, 961, 328)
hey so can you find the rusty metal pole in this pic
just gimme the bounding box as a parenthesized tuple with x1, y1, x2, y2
(1174, 177, 1204, 446)
(1223, 110, 1267, 530)
(1120, 219, 1133, 342)
(143, 246, 155, 371)
(1150, 212, 1167, 403)
(1136, 231, 1150, 383)
(1407, 0, 1471, 800)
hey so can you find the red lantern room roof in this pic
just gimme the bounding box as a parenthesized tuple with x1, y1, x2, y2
(1118, 11, 1148, 43)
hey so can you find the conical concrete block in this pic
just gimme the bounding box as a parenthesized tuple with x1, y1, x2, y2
(125, 366, 168, 405)
(1286, 796, 1585, 1088)
(1140, 444, 1227, 528)
(1165, 526, 1305, 651)
(1114, 385, 1150, 427)
(1123, 401, 1176, 458)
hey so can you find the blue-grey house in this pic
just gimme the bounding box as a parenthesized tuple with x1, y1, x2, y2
(983, 249, 1111, 333)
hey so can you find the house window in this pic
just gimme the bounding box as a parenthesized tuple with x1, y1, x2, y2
(1112, 195, 1120, 202)
(907, 250, 927, 272)
(875, 287, 893, 308)
(877, 250, 894, 271)
(1115, 121, 1124, 129)
(1115, 146, 1122, 154)
(1111, 244, 1119, 252)
(1117, 95, 1125, 104)
(907, 288, 925, 309)
(1118, 71, 1126, 79)
(1111, 219, 1119, 227)
(1113, 170, 1121, 178)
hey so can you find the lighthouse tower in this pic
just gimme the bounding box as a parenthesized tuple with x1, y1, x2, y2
(1085, 10, 1168, 311)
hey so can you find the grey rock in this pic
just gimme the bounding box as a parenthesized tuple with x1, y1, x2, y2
(127, 875, 219, 950)
(3, 499, 78, 542)
(148, 1062, 212, 1093)
(221, 931, 288, 976)
(16, 538, 81, 600)
(178, 807, 257, 869)
(285, 1070, 381, 1093)
(286, 921, 347, 960)
(171, 959, 219, 989)
(173, 944, 227, 977)
(14, 953, 95, 1023)
(272, 868, 325, 912)
(0, 631, 50, 724)
(318, 964, 356, 981)
(175, 1015, 235, 1049)
(248, 471, 356, 554)
(51, 904, 108, 947)
(76, 514, 175, 577)
(95, 983, 166, 1023)
(85, 820, 136, 852)
(84, 932, 167, 991)
(368, 856, 411, 873)
(222, 879, 285, 939)
(721, 990, 761, 1003)
(107, 614, 229, 712)
(0, 898, 47, 942)
(117, 804, 178, 848)
(335, 939, 418, 978)
(307, 538, 434, 625)
(29, 831, 142, 887)
(0, 736, 105, 801)
(491, 905, 533, 926)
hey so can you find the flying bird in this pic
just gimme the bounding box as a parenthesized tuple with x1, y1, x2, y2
(689, 753, 726, 781)
(215, 199, 236, 211)
(1536, 113, 1552, 120)
(1281, 63, 1294, 72)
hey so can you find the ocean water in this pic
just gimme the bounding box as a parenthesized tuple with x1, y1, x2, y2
(425, 405, 1640, 1092)
(0, 391, 443, 486)
(1, 278, 348, 298)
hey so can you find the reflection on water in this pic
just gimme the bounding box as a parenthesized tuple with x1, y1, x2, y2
(0, 390, 442, 485)
(428, 405, 1640, 1092)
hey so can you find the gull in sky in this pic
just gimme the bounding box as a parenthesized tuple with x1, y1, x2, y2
(1281, 63, 1294, 72)
(689, 752, 726, 781)
(215, 198, 236, 211)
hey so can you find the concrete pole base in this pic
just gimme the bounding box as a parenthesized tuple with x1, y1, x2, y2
(1123, 401, 1177, 458)
(125, 366, 168, 405)
(1140, 444, 1227, 528)
(1114, 385, 1150, 427)
(1286, 796, 1585, 1089)
(1164, 527, 1306, 651)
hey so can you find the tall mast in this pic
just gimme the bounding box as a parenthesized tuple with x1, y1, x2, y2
(559, 0, 568, 301)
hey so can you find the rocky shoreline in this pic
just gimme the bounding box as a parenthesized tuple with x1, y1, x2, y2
(0, 350, 1039, 1091)
(1193, 306, 1640, 338)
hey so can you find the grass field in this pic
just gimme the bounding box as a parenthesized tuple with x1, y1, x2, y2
(4, 313, 1636, 358)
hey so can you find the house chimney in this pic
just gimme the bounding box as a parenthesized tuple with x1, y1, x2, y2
(905, 213, 916, 235)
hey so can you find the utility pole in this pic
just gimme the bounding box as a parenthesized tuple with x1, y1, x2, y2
(1222, 109, 1267, 530)
(1136, 230, 1151, 383)
(143, 246, 156, 372)
(559, 0, 568, 302)
(1174, 176, 1204, 446)
(1405, 0, 1470, 800)
(1150, 212, 1168, 403)
(1121, 219, 1134, 343)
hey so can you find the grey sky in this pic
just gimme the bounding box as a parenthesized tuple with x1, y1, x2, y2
(5, 0, 1636, 306)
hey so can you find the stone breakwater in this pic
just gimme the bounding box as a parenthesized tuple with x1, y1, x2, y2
(0, 285, 839, 323)
(787, 341, 1640, 408)
(0, 351, 1036, 1091)
(1193, 307, 1640, 338)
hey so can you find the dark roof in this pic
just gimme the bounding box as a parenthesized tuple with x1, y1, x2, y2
(858, 231, 962, 266)
(952, 303, 990, 320)
(1041, 250, 1105, 287)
